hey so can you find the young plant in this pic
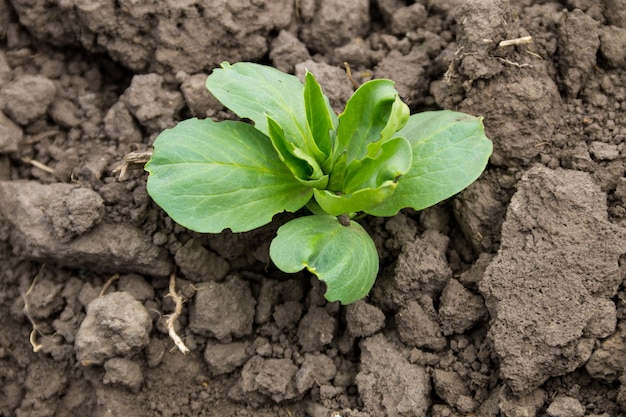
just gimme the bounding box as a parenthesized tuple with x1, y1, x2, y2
(145, 62, 492, 304)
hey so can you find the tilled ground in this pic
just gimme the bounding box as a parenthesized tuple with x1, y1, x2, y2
(1, 0, 626, 416)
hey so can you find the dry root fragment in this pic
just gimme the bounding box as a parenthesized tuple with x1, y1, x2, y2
(166, 272, 190, 355)
(23, 265, 47, 352)
(115, 150, 153, 180)
(497, 57, 533, 68)
(99, 273, 120, 297)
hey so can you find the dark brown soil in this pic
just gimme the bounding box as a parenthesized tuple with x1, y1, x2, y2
(1, 0, 626, 416)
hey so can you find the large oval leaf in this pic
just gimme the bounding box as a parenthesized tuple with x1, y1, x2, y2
(366, 110, 492, 217)
(145, 118, 312, 233)
(269, 215, 379, 304)
(206, 62, 326, 174)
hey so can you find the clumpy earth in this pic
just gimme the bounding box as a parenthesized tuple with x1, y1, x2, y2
(1, 0, 626, 416)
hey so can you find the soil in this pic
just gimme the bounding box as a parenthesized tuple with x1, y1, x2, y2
(1, 0, 626, 416)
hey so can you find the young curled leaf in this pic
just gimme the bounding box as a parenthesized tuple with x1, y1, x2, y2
(269, 215, 378, 304)
(343, 136, 412, 194)
(329, 79, 409, 190)
(313, 184, 397, 216)
(267, 116, 328, 188)
(312, 136, 412, 216)
(335, 80, 409, 161)
(303, 71, 337, 163)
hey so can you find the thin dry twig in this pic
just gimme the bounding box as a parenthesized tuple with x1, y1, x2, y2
(166, 271, 190, 355)
(499, 35, 533, 47)
(24, 129, 61, 145)
(20, 157, 55, 174)
(343, 62, 360, 90)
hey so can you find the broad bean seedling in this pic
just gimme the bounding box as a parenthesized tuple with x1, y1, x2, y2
(146, 62, 492, 304)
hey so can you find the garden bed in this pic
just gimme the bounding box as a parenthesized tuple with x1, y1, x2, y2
(1, 0, 626, 416)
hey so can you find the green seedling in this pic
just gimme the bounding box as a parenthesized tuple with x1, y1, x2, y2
(145, 62, 492, 304)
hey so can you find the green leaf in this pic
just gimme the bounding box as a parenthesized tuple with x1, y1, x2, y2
(267, 116, 328, 188)
(145, 118, 313, 233)
(266, 116, 311, 180)
(343, 136, 413, 193)
(270, 215, 379, 304)
(366, 110, 493, 217)
(313, 136, 413, 215)
(378, 94, 411, 147)
(329, 79, 409, 190)
(313, 185, 397, 216)
(206, 62, 326, 173)
(335, 79, 409, 164)
(303, 71, 336, 161)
